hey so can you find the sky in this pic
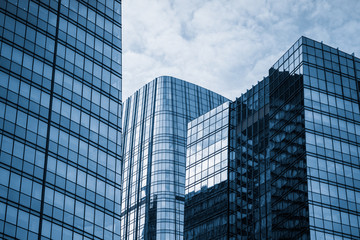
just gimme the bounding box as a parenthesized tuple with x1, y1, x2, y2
(122, 0, 360, 101)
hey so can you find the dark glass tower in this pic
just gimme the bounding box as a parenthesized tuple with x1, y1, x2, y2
(121, 76, 228, 240)
(0, 0, 122, 239)
(185, 37, 360, 239)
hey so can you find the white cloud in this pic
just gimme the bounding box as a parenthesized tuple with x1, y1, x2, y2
(122, 0, 360, 100)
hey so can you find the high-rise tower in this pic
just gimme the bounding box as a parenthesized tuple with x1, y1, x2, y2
(121, 76, 228, 240)
(185, 37, 360, 240)
(0, 1, 122, 239)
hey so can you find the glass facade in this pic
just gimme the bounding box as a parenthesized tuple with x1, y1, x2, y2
(234, 77, 271, 239)
(185, 78, 271, 239)
(268, 40, 308, 239)
(121, 76, 228, 240)
(185, 102, 232, 239)
(184, 37, 360, 240)
(301, 38, 360, 240)
(0, 0, 122, 239)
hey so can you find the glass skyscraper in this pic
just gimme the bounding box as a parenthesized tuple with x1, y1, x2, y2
(121, 76, 228, 240)
(184, 37, 360, 240)
(0, 0, 122, 239)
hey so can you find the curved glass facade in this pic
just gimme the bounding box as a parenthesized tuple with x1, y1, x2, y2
(0, 0, 122, 239)
(121, 76, 228, 240)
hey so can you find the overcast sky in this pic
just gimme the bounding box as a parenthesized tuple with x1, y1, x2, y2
(122, 0, 360, 101)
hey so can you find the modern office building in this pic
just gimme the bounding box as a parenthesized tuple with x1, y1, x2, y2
(0, 1, 122, 239)
(185, 37, 360, 240)
(121, 76, 228, 240)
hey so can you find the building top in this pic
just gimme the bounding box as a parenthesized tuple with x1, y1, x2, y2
(272, 36, 360, 73)
(188, 101, 231, 129)
(124, 75, 230, 103)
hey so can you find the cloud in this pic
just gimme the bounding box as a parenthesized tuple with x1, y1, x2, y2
(122, 0, 360, 100)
